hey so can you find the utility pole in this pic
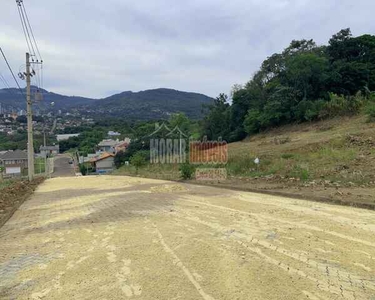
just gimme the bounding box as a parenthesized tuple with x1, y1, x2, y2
(26, 52, 34, 181)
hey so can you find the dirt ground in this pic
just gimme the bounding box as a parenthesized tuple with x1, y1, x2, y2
(0, 178, 44, 228)
(1, 176, 375, 300)
(192, 177, 375, 210)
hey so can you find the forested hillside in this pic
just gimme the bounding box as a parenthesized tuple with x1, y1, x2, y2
(0, 87, 213, 120)
(82, 88, 214, 120)
(202, 29, 375, 142)
(0, 87, 94, 110)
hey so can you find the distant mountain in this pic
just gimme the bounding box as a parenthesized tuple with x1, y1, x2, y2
(87, 88, 214, 120)
(0, 87, 94, 110)
(0, 87, 214, 120)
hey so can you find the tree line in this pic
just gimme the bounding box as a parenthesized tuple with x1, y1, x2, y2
(202, 28, 375, 142)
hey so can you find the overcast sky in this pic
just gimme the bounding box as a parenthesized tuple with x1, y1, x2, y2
(0, 0, 374, 99)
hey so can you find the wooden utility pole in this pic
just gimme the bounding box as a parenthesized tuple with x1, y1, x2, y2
(26, 52, 34, 181)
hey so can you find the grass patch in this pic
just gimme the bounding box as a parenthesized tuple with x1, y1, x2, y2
(290, 166, 310, 181)
(0, 179, 14, 190)
(281, 153, 295, 160)
(34, 158, 46, 174)
(312, 146, 357, 163)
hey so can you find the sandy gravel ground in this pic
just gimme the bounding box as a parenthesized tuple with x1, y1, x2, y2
(1, 176, 375, 300)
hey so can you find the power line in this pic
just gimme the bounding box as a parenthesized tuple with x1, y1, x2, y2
(0, 73, 11, 89)
(0, 47, 26, 99)
(21, 1, 42, 61)
(17, 4, 32, 55)
(18, 3, 36, 58)
(15, 0, 44, 90)
(0, 72, 24, 99)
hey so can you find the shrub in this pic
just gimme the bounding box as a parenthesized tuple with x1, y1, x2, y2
(364, 102, 375, 122)
(179, 163, 196, 180)
(290, 166, 310, 182)
(227, 154, 255, 175)
(293, 99, 325, 122)
(281, 153, 295, 160)
(130, 152, 147, 174)
(319, 93, 364, 118)
(79, 164, 87, 176)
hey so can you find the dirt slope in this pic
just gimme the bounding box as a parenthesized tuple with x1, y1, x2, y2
(226, 115, 375, 207)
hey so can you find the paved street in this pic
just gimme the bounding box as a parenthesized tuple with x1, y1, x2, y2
(1, 176, 375, 299)
(52, 155, 75, 178)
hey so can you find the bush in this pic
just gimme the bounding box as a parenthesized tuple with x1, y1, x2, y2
(293, 99, 325, 122)
(179, 163, 196, 180)
(319, 93, 364, 118)
(364, 102, 375, 122)
(79, 164, 87, 176)
(130, 152, 148, 174)
(290, 166, 310, 181)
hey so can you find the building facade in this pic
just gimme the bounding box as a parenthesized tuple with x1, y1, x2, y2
(0, 150, 28, 175)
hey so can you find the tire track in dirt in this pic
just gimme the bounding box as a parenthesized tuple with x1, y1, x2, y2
(175, 210, 362, 300)
(183, 197, 375, 248)
(146, 217, 215, 300)
(236, 194, 375, 234)
(171, 197, 375, 299)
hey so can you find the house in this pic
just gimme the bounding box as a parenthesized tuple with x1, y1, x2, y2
(0, 150, 28, 175)
(115, 141, 130, 153)
(97, 139, 118, 153)
(40, 145, 60, 158)
(90, 152, 115, 174)
(98, 138, 132, 154)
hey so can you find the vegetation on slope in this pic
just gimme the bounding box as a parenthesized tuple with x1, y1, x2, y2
(201, 28, 375, 142)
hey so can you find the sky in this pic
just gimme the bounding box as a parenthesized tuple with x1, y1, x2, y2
(0, 0, 374, 99)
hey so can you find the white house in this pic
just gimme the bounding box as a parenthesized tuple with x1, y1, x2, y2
(40, 145, 60, 158)
(90, 152, 115, 174)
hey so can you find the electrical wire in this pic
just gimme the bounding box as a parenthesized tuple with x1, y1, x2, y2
(0, 47, 26, 100)
(0, 73, 12, 89)
(19, 3, 36, 58)
(17, 4, 32, 56)
(14, 0, 44, 93)
(21, 1, 42, 61)
(0, 72, 24, 99)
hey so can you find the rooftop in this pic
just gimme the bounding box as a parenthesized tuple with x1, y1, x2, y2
(0, 150, 28, 160)
(40, 145, 60, 150)
(98, 139, 119, 147)
(90, 152, 114, 163)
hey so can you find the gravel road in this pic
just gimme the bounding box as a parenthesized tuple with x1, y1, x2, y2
(1, 176, 375, 300)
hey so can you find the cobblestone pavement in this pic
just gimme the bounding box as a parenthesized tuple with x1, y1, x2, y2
(1, 176, 375, 300)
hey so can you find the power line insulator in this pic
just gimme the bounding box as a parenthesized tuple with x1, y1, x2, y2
(18, 72, 25, 80)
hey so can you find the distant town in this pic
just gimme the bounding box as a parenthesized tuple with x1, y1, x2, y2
(0, 101, 133, 177)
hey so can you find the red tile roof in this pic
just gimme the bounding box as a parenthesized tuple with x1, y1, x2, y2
(90, 152, 114, 163)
